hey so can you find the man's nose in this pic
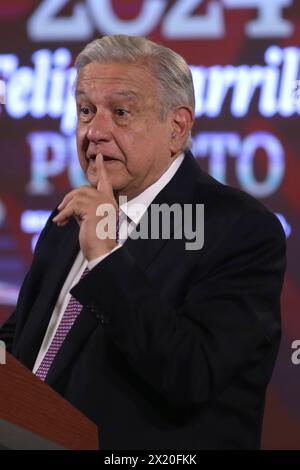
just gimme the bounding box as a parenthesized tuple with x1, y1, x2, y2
(86, 111, 111, 142)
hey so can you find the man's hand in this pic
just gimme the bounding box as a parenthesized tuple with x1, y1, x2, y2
(53, 153, 118, 261)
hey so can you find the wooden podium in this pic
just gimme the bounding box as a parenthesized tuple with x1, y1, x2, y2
(0, 352, 99, 449)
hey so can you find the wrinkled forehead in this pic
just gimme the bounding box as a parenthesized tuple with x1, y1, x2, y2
(75, 61, 158, 99)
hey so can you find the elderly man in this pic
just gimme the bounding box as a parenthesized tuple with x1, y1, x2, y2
(0, 35, 285, 450)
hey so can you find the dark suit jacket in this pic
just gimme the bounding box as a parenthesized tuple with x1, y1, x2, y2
(0, 152, 286, 449)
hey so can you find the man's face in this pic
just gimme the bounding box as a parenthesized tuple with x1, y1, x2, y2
(75, 61, 178, 200)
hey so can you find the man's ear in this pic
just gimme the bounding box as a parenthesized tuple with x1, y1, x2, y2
(169, 106, 194, 155)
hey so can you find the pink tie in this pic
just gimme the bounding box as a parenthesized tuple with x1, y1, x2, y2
(35, 267, 89, 381)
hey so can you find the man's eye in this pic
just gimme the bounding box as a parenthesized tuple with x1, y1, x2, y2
(80, 107, 91, 115)
(115, 108, 129, 117)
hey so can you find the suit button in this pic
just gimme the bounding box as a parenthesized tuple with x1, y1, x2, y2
(87, 302, 99, 314)
(87, 302, 109, 325)
(96, 312, 109, 325)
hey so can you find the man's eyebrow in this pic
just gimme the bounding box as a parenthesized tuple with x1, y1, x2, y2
(75, 90, 88, 98)
(75, 90, 139, 99)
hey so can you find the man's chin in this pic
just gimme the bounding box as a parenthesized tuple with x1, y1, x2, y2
(86, 175, 124, 195)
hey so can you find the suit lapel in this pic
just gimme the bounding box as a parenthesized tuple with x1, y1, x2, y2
(15, 219, 80, 370)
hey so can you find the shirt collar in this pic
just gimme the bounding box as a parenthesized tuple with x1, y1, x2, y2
(119, 152, 184, 227)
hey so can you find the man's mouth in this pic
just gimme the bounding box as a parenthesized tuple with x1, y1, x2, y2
(87, 154, 119, 163)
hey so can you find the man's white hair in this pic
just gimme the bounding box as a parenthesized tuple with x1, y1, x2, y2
(75, 35, 195, 150)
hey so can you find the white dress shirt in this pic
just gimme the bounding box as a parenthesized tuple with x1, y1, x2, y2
(32, 153, 184, 373)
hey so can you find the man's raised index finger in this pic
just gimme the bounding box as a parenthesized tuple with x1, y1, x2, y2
(96, 153, 114, 197)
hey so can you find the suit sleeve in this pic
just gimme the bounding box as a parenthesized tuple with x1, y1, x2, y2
(0, 208, 58, 352)
(71, 209, 286, 407)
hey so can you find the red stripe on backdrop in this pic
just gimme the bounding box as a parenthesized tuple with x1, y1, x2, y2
(281, 276, 300, 338)
(1, 195, 33, 267)
(276, 137, 300, 217)
(0, 0, 34, 19)
(0, 305, 13, 328)
(262, 386, 300, 449)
